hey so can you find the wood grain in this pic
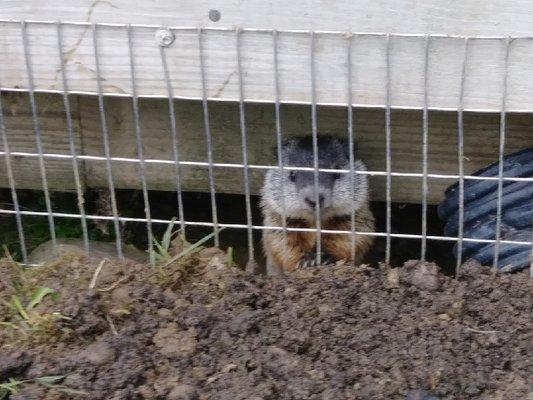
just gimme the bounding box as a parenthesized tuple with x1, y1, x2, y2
(1, 92, 531, 203)
(0, 92, 84, 191)
(2, 1, 533, 110)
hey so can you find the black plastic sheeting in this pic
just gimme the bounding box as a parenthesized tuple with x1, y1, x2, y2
(438, 148, 532, 272)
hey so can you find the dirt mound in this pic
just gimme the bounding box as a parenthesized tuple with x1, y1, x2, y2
(0, 252, 531, 400)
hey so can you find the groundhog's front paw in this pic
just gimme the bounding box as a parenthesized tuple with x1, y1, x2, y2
(297, 251, 334, 268)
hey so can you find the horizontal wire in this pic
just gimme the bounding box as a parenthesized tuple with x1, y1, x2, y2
(0, 207, 530, 246)
(2, 19, 533, 40)
(2, 86, 533, 114)
(0, 150, 531, 182)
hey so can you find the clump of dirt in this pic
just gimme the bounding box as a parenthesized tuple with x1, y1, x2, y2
(0, 251, 531, 400)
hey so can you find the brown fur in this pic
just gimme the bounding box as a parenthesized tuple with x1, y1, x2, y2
(263, 204, 374, 272)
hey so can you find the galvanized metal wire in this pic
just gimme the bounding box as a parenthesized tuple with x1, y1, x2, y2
(127, 24, 155, 265)
(455, 37, 470, 277)
(346, 34, 357, 264)
(310, 31, 323, 265)
(159, 40, 186, 235)
(0, 91, 28, 263)
(384, 34, 392, 264)
(236, 28, 255, 262)
(420, 34, 430, 261)
(273, 30, 288, 240)
(0, 207, 530, 246)
(20, 21, 57, 251)
(492, 37, 511, 269)
(56, 21, 90, 257)
(3, 150, 531, 181)
(197, 27, 220, 247)
(0, 21, 530, 272)
(92, 23, 124, 260)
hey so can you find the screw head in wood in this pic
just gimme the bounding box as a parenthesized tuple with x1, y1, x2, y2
(155, 28, 175, 47)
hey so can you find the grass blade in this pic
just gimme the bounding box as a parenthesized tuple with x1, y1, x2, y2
(161, 217, 177, 251)
(152, 237, 167, 257)
(10, 295, 29, 320)
(34, 376, 65, 385)
(27, 287, 57, 310)
(162, 228, 224, 268)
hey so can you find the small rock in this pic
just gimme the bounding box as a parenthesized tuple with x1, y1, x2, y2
(167, 384, 198, 400)
(136, 384, 156, 399)
(438, 313, 452, 321)
(402, 261, 441, 291)
(153, 324, 197, 358)
(81, 340, 116, 365)
(207, 256, 225, 269)
(191, 366, 208, 381)
(111, 286, 133, 305)
(63, 373, 84, 388)
(266, 346, 300, 373)
(198, 247, 226, 260)
(157, 308, 174, 319)
(447, 300, 465, 317)
(318, 304, 333, 313)
(28, 238, 147, 264)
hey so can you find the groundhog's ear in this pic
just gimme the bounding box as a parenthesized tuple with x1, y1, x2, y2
(272, 139, 295, 160)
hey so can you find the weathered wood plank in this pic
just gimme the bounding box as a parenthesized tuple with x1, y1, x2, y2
(0, 92, 85, 191)
(4, 0, 533, 35)
(1, 92, 531, 203)
(78, 96, 531, 204)
(1, 1, 533, 110)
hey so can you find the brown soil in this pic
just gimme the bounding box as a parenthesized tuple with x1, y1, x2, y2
(0, 250, 531, 400)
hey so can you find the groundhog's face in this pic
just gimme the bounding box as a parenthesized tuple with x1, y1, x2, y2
(261, 136, 369, 221)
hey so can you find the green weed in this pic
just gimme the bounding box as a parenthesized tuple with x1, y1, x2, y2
(0, 285, 68, 334)
(150, 217, 181, 263)
(0, 375, 87, 399)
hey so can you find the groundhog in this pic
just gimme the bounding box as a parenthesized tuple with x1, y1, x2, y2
(261, 135, 375, 275)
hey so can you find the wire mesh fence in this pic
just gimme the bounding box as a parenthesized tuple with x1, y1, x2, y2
(0, 20, 532, 275)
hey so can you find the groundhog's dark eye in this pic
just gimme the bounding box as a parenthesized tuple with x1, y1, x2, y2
(288, 171, 296, 182)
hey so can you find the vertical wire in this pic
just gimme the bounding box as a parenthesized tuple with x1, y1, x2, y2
(159, 41, 186, 236)
(127, 25, 155, 265)
(20, 21, 57, 250)
(346, 34, 357, 264)
(530, 228, 533, 277)
(56, 22, 90, 257)
(0, 91, 28, 263)
(273, 30, 288, 239)
(310, 31, 322, 265)
(421, 34, 430, 261)
(456, 37, 470, 277)
(384, 34, 392, 264)
(492, 37, 511, 269)
(92, 23, 123, 260)
(197, 28, 220, 247)
(235, 28, 254, 261)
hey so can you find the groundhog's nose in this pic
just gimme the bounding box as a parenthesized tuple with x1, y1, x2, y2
(305, 194, 324, 209)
